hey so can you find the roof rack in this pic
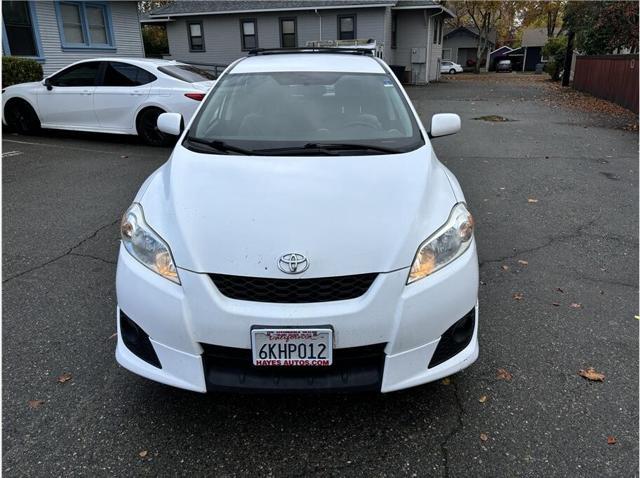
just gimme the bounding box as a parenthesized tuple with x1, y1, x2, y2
(247, 47, 375, 56)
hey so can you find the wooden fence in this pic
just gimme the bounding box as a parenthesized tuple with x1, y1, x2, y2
(573, 55, 639, 113)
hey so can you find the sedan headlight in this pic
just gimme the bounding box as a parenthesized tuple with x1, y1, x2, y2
(120, 203, 180, 284)
(407, 203, 474, 284)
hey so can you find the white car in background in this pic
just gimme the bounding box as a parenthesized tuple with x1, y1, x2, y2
(2, 58, 215, 146)
(441, 61, 464, 74)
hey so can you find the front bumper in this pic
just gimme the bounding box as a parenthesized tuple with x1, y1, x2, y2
(115, 241, 479, 393)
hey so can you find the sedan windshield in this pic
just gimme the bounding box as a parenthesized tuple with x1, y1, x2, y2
(185, 71, 424, 155)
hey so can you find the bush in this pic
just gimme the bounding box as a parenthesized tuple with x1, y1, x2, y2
(542, 36, 568, 81)
(2, 56, 43, 88)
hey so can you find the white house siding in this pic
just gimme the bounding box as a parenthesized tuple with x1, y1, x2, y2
(428, 16, 442, 82)
(165, 7, 387, 66)
(35, 1, 144, 76)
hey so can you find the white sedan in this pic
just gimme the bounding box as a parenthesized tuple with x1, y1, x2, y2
(2, 58, 215, 146)
(441, 61, 464, 74)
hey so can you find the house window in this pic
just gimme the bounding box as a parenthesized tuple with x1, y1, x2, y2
(2, 1, 40, 57)
(241, 19, 257, 50)
(338, 15, 355, 40)
(280, 18, 297, 48)
(188, 21, 204, 51)
(391, 14, 397, 49)
(56, 1, 114, 48)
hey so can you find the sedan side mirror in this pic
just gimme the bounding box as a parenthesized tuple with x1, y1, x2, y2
(157, 112, 184, 136)
(44, 78, 53, 91)
(429, 113, 461, 138)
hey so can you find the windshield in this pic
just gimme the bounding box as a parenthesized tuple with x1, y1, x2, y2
(158, 65, 217, 82)
(185, 71, 424, 155)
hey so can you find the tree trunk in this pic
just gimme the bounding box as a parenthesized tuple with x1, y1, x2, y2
(561, 31, 575, 87)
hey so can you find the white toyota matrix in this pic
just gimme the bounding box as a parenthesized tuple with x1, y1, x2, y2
(116, 48, 479, 393)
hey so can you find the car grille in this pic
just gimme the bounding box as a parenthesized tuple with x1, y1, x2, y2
(201, 343, 386, 392)
(209, 273, 378, 303)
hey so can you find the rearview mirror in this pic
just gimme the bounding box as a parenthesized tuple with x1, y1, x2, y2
(44, 78, 53, 91)
(429, 113, 461, 138)
(157, 112, 184, 136)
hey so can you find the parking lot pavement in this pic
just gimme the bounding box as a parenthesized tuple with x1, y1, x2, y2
(3, 76, 638, 476)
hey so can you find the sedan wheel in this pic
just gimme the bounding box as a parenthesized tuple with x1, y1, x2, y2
(137, 108, 173, 147)
(6, 101, 40, 135)
(449, 69, 456, 75)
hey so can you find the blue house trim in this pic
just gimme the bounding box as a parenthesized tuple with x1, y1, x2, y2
(54, 1, 117, 51)
(2, 1, 46, 62)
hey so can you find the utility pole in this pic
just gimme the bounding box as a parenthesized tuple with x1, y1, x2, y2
(561, 31, 575, 87)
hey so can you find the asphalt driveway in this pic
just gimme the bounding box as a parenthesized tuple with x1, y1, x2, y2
(3, 75, 638, 477)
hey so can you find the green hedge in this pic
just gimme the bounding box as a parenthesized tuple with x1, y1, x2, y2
(2, 56, 43, 88)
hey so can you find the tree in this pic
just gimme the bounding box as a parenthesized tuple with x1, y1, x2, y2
(142, 25, 169, 57)
(138, 0, 172, 14)
(542, 35, 567, 81)
(563, 1, 639, 54)
(451, 1, 510, 73)
(521, 1, 565, 38)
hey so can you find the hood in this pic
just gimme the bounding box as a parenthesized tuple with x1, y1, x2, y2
(4, 81, 41, 91)
(140, 144, 457, 278)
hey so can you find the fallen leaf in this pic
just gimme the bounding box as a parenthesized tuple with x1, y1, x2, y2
(607, 436, 617, 445)
(527, 198, 539, 203)
(138, 450, 148, 458)
(556, 287, 564, 293)
(57, 372, 72, 384)
(501, 265, 509, 271)
(512, 292, 524, 301)
(569, 303, 583, 309)
(479, 395, 488, 403)
(441, 377, 451, 385)
(578, 367, 605, 382)
(107, 333, 117, 340)
(28, 399, 45, 409)
(496, 368, 513, 381)
(120, 155, 128, 159)
(552, 302, 560, 307)
(480, 432, 489, 442)
(635, 315, 640, 320)
(517, 260, 529, 266)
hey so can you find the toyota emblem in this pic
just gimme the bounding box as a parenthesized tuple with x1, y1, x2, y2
(278, 253, 309, 274)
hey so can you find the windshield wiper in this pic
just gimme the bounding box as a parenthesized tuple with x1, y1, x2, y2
(254, 143, 400, 156)
(185, 137, 252, 155)
(303, 143, 400, 154)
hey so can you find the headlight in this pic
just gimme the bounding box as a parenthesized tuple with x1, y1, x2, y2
(407, 203, 474, 284)
(120, 203, 180, 284)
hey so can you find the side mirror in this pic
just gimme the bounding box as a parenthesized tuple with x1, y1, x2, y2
(157, 112, 184, 136)
(429, 113, 461, 138)
(44, 78, 53, 91)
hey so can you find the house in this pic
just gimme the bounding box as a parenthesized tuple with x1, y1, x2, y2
(506, 27, 560, 72)
(142, 0, 454, 84)
(442, 26, 496, 69)
(2, 1, 144, 76)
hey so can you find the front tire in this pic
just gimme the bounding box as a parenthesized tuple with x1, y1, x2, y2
(449, 69, 456, 75)
(5, 99, 40, 135)
(136, 107, 173, 147)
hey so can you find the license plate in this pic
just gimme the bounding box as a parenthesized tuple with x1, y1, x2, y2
(251, 328, 333, 366)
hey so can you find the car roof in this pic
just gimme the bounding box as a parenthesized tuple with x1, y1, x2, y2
(71, 57, 183, 68)
(231, 53, 386, 74)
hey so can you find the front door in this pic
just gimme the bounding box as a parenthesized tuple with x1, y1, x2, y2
(37, 61, 100, 128)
